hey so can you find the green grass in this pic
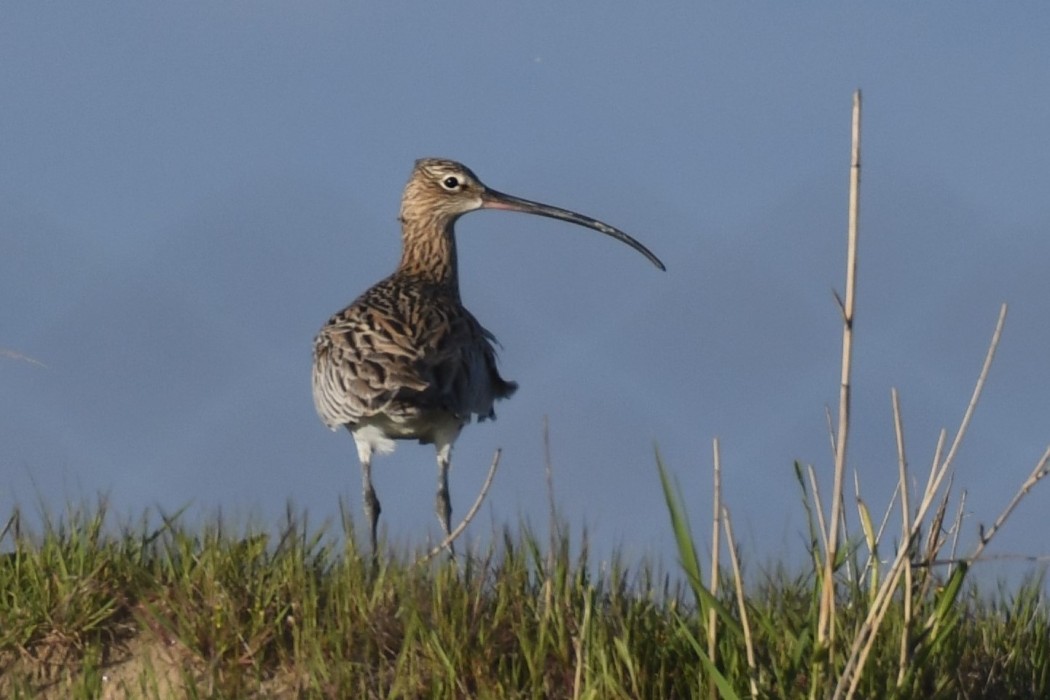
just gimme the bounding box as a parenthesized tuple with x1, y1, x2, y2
(1, 491, 1048, 699)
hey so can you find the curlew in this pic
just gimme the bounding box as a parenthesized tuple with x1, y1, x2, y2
(312, 158, 664, 556)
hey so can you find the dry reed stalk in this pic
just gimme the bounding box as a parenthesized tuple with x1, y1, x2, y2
(891, 389, 913, 685)
(869, 478, 901, 561)
(722, 507, 757, 699)
(806, 464, 830, 556)
(968, 446, 1050, 565)
(818, 88, 862, 654)
(706, 438, 723, 700)
(946, 491, 967, 578)
(418, 449, 501, 564)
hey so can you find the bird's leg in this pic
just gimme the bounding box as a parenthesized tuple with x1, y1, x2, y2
(435, 443, 454, 556)
(357, 444, 381, 558)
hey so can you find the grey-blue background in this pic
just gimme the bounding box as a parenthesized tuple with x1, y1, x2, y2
(3, 4, 1049, 575)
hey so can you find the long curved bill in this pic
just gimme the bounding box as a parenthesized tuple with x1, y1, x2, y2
(481, 188, 666, 271)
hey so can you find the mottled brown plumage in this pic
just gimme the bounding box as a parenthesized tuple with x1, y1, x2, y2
(312, 158, 664, 555)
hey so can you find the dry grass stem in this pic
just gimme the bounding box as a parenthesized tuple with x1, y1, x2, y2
(922, 479, 951, 565)
(937, 303, 1007, 477)
(873, 480, 901, 556)
(922, 430, 948, 509)
(722, 506, 758, 699)
(707, 438, 722, 700)
(819, 89, 862, 653)
(947, 490, 967, 577)
(967, 446, 1050, 565)
(417, 449, 501, 564)
(806, 464, 830, 556)
(891, 388, 913, 685)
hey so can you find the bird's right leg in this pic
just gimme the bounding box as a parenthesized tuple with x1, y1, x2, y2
(357, 444, 381, 557)
(431, 426, 463, 559)
(436, 454, 452, 544)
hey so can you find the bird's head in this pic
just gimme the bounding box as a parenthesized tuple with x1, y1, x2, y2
(400, 159, 487, 223)
(399, 157, 666, 271)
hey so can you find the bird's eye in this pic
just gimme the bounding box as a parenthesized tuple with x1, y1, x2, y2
(442, 176, 461, 190)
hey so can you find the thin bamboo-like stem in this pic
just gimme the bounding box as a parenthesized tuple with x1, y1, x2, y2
(707, 438, 723, 700)
(937, 303, 1008, 478)
(923, 430, 948, 506)
(418, 450, 501, 564)
(909, 304, 1008, 547)
(723, 507, 758, 699)
(819, 88, 862, 654)
(891, 389, 913, 686)
(870, 478, 901, 559)
(968, 446, 1050, 564)
(946, 490, 967, 578)
(853, 484, 877, 596)
(807, 465, 830, 558)
(827, 409, 856, 586)
(923, 479, 952, 566)
(842, 482, 856, 586)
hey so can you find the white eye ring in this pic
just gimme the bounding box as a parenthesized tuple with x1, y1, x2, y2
(441, 176, 461, 190)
